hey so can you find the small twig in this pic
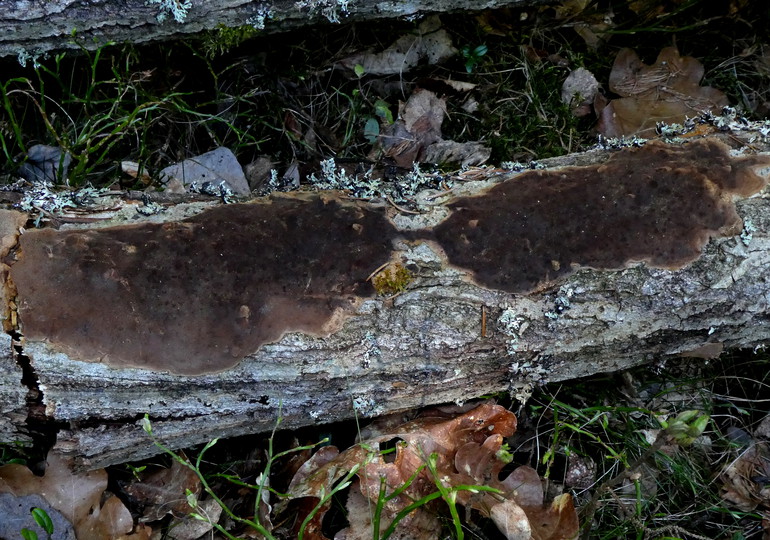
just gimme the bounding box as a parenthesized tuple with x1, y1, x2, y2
(366, 261, 390, 283)
(481, 306, 487, 338)
(384, 194, 422, 215)
(425, 189, 455, 201)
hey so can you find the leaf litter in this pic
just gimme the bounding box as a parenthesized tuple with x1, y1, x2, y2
(0, 452, 151, 539)
(284, 402, 578, 539)
(597, 46, 729, 137)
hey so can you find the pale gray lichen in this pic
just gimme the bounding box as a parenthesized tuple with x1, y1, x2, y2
(309, 158, 379, 196)
(511, 382, 535, 404)
(136, 195, 166, 216)
(545, 286, 574, 320)
(697, 106, 770, 142)
(255, 169, 294, 196)
(740, 217, 757, 247)
(295, 0, 350, 23)
(308, 158, 449, 205)
(361, 331, 381, 368)
(147, 0, 192, 23)
(247, 6, 273, 29)
(498, 308, 529, 355)
(17, 182, 109, 226)
(594, 134, 648, 150)
(655, 117, 697, 139)
(500, 160, 546, 172)
(352, 395, 382, 416)
(509, 356, 549, 403)
(187, 180, 234, 203)
(16, 49, 44, 69)
(500, 161, 526, 171)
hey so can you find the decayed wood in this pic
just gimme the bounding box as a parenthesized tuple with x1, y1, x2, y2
(0, 0, 543, 59)
(1, 135, 770, 469)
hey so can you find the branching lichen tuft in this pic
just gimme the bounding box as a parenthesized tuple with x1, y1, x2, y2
(498, 308, 528, 354)
(741, 218, 757, 246)
(295, 0, 350, 23)
(147, 0, 192, 23)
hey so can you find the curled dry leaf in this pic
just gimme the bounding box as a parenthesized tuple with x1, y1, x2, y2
(0, 451, 149, 539)
(167, 498, 223, 540)
(378, 88, 490, 168)
(561, 67, 600, 117)
(285, 445, 356, 539)
(287, 402, 579, 540)
(597, 47, 728, 137)
(123, 455, 201, 522)
(379, 88, 446, 168)
(721, 442, 770, 511)
(337, 16, 457, 76)
(422, 140, 491, 168)
(490, 498, 531, 540)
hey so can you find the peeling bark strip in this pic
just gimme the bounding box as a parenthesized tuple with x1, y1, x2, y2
(426, 139, 770, 292)
(8, 139, 770, 376)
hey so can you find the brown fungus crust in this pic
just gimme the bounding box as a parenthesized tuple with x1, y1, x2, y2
(427, 139, 770, 293)
(11, 195, 399, 375)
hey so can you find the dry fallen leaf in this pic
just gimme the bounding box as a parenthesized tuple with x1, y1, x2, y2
(379, 88, 446, 168)
(422, 140, 492, 168)
(597, 46, 728, 137)
(287, 402, 579, 540)
(0, 451, 150, 539)
(561, 67, 600, 117)
(337, 16, 457, 76)
(378, 87, 490, 168)
(721, 442, 770, 511)
(123, 455, 201, 522)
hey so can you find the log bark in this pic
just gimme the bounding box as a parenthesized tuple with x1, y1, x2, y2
(2, 134, 770, 470)
(0, 0, 545, 59)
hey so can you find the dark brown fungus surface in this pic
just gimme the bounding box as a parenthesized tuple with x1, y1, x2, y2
(9, 139, 770, 374)
(11, 195, 399, 375)
(427, 139, 770, 293)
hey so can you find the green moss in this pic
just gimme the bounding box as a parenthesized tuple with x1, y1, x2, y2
(372, 264, 412, 296)
(203, 24, 260, 58)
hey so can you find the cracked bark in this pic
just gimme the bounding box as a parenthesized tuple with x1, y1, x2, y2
(1, 135, 769, 469)
(0, 0, 547, 59)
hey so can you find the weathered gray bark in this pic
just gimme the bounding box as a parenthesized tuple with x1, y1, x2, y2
(0, 0, 545, 59)
(1, 135, 770, 470)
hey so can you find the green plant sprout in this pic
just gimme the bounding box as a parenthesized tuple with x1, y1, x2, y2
(20, 507, 54, 540)
(461, 44, 488, 73)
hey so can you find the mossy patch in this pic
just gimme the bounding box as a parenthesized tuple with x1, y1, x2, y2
(371, 264, 413, 296)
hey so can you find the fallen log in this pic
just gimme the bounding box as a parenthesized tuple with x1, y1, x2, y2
(1, 0, 545, 59)
(1, 134, 770, 469)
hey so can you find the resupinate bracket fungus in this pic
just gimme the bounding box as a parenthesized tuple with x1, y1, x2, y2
(10, 194, 402, 375)
(424, 139, 770, 293)
(4, 139, 768, 375)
